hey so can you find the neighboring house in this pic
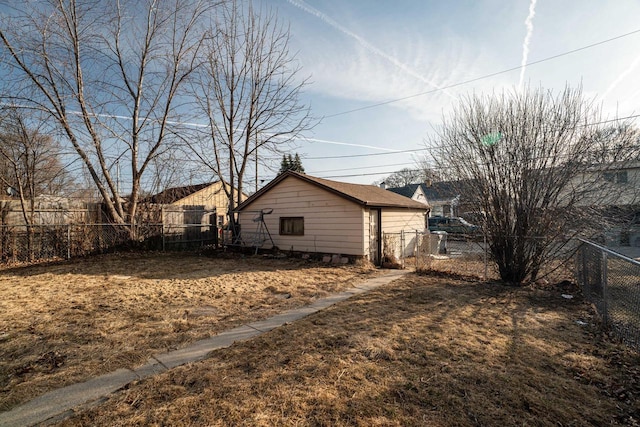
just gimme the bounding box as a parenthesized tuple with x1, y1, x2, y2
(235, 171, 428, 264)
(145, 181, 248, 227)
(572, 161, 640, 246)
(388, 181, 474, 218)
(573, 161, 640, 208)
(389, 162, 640, 246)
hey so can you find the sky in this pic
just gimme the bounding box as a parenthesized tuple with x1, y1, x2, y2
(256, 0, 640, 185)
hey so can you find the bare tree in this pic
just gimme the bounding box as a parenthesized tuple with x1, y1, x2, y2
(586, 124, 640, 164)
(375, 167, 439, 188)
(186, 0, 312, 233)
(0, 0, 212, 234)
(0, 107, 74, 260)
(429, 86, 637, 284)
(0, 107, 72, 225)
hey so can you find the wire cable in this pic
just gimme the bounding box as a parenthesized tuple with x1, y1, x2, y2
(304, 148, 426, 160)
(323, 28, 640, 118)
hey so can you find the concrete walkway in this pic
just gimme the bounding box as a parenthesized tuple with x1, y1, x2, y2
(0, 269, 409, 427)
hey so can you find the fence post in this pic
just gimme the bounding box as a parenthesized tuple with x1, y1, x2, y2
(415, 230, 419, 267)
(67, 224, 71, 259)
(400, 230, 405, 269)
(483, 231, 488, 281)
(601, 251, 609, 326)
(162, 222, 165, 252)
(12, 230, 16, 263)
(581, 244, 588, 296)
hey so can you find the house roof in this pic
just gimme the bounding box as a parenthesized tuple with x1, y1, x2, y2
(421, 181, 462, 201)
(386, 184, 420, 199)
(146, 182, 218, 204)
(238, 171, 428, 211)
(388, 181, 470, 202)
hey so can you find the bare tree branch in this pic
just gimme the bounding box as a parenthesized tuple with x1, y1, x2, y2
(428, 85, 638, 284)
(0, 0, 212, 233)
(186, 0, 313, 232)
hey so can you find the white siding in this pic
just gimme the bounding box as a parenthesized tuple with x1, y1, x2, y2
(172, 182, 246, 225)
(238, 177, 365, 255)
(572, 166, 640, 207)
(381, 208, 426, 233)
(380, 208, 427, 258)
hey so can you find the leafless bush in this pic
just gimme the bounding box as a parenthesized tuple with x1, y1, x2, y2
(429, 86, 638, 284)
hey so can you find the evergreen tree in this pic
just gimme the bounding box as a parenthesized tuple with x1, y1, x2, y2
(279, 155, 289, 174)
(293, 153, 305, 173)
(278, 152, 305, 174)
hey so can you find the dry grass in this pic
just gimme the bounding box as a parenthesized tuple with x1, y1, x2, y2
(60, 272, 639, 426)
(0, 251, 379, 411)
(420, 252, 575, 285)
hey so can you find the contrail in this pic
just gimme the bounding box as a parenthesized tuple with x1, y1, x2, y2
(286, 0, 457, 100)
(301, 137, 401, 152)
(518, 0, 538, 89)
(600, 53, 640, 101)
(1, 102, 210, 128)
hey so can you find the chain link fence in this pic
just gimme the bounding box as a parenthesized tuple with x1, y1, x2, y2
(380, 231, 408, 268)
(382, 231, 456, 269)
(0, 223, 219, 265)
(382, 230, 488, 271)
(575, 239, 640, 349)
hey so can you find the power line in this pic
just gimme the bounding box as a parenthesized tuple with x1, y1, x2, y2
(316, 151, 640, 180)
(323, 28, 640, 118)
(585, 114, 640, 127)
(307, 161, 412, 174)
(316, 170, 418, 179)
(304, 148, 425, 160)
(303, 113, 640, 168)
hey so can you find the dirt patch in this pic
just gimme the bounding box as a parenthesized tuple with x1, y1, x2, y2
(0, 252, 379, 411)
(59, 272, 639, 426)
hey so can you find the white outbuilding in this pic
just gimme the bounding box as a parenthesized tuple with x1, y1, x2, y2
(235, 171, 428, 264)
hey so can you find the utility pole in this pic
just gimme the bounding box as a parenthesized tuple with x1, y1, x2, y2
(255, 133, 258, 192)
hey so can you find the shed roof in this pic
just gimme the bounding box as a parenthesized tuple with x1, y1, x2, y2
(146, 182, 217, 205)
(238, 171, 428, 211)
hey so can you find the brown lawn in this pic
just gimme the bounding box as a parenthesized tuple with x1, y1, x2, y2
(59, 270, 639, 426)
(0, 252, 379, 411)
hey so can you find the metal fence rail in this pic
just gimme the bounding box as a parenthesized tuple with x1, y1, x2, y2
(0, 223, 219, 265)
(575, 239, 640, 350)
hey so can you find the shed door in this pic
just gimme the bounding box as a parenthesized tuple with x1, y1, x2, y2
(369, 209, 382, 265)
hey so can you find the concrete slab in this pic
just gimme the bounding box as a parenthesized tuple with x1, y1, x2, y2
(247, 307, 317, 332)
(307, 292, 355, 310)
(132, 359, 168, 379)
(152, 325, 261, 369)
(0, 269, 410, 427)
(0, 369, 137, 427)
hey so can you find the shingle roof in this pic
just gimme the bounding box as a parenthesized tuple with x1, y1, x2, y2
(146, 182, 217, 204)
(238, 171, 427, 211)
(421, 181, 461, 201)
(388, 181, 470, 202)
(386, 184, 420, 199)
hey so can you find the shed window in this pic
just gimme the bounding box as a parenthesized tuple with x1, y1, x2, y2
(280, 217, 304, 235)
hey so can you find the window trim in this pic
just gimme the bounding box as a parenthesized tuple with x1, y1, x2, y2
(279, 216, 304, 236)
